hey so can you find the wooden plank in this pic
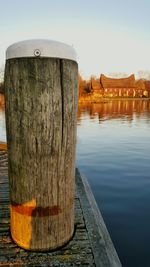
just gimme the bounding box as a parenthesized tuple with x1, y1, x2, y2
(0, 143, 7, 150)
(76, 168, 122, 267)
(0, 151, 122, 266)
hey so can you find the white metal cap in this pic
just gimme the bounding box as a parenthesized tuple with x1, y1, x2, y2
(6, 39, 77, 62)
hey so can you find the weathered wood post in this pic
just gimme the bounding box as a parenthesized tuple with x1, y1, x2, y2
(4, 39, 78, 250)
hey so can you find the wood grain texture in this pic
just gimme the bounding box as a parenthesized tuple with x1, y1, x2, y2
(4, 57, 78, 250)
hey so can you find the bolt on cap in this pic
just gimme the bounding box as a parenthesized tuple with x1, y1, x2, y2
(6, 39, 77, 62)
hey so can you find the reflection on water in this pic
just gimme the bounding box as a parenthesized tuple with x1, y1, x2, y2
(77, 100, 150, 267)
(78, 99, 150, 123)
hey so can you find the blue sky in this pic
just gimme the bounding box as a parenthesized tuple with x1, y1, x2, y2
(0, 0, 150, 78)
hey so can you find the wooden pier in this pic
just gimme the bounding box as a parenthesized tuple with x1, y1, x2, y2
(0, 149, 122, 267)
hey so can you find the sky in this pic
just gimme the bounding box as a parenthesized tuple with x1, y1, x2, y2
(0, 0, 150, 79)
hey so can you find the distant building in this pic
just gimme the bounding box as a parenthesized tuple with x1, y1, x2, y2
(100, 74, 135, 88)
(79, 74, 150, 103)
(100, 74, 148, 98)
(91, 77, 103, 98)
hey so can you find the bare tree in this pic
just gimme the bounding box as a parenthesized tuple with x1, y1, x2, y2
(0, 65, 4, 93)
(138, 70, 150, 80)
(108, 72, 129, 78)
(0, 65, 4, 83)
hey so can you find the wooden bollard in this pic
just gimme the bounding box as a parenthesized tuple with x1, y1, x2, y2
(4, 39, 78, 250)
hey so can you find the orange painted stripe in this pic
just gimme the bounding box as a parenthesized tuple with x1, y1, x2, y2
(11, 204, 62, 217)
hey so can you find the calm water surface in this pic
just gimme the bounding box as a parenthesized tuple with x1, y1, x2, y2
(0, 100, 150, 267)
(77, 100, 150, 267)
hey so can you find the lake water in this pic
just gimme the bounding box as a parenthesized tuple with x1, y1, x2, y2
(77, 100, 150, 267)
(0, 99, 150, 267)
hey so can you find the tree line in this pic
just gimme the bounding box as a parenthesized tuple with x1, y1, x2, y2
(0, 82, 4, 94)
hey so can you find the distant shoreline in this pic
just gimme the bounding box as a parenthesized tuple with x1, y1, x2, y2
(1, 93, 150, 107)
(78, 97, 150, 104)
